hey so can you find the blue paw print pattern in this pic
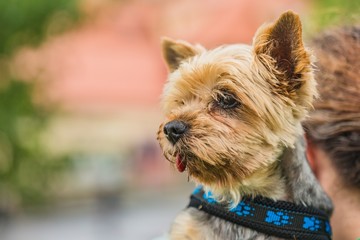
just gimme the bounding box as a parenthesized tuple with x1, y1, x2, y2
(325, 221, 332, 235)
(303, 216, 321, 231)
(230, 202, 255, 217)
(265, 210, 293, 226)
(203, 191, 217, 204)
(192, 186, 202, 195)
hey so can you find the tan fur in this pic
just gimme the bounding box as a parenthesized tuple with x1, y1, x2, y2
(169, 210, 205, 240)
(157, 11, 317, 239)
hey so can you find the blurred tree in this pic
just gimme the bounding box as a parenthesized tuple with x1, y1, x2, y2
(0, 0, 80, 211)
(310, 0, 360, 31)
(0, 0, 79, 56)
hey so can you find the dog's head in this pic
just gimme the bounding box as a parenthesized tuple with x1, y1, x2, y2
(157, 11, 316, 194)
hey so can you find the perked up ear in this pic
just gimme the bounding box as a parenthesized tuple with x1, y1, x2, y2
(253, 11, 311, 93)
(162, 37, 199, 72)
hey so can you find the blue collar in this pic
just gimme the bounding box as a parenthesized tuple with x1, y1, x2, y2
(188, 186, 332, 240)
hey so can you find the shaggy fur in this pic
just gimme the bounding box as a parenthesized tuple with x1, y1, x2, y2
(157, 11, 332, 240)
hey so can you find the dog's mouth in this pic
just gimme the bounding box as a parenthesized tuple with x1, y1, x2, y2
(176, 153, 187, 172)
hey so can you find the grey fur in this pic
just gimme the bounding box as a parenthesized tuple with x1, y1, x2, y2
(280, 137, 333, 215)
(169, 136, 333, 240)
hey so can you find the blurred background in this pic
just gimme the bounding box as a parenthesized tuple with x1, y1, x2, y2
(0, 0, 358, 239)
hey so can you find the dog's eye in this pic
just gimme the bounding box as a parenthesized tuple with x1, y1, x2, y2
(217, 93, 239, 109)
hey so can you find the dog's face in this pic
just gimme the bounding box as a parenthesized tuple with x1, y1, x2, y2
(157, 12, 316, 192)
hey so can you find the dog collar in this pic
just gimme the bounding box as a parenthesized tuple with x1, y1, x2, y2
(188, 186, 332, 240)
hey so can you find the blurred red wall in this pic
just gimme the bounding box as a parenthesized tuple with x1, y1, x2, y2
(12, 0, 306, 112)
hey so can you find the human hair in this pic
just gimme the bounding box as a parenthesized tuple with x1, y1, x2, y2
(304, 26, 360, 189)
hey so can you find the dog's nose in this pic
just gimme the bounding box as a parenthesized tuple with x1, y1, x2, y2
(163, 120, 188, 144)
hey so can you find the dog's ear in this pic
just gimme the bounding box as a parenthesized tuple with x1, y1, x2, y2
(162, 37, 199, 72)
(253, 11, 311, 94)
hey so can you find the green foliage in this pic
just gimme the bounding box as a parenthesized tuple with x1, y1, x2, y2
(0, 81, 72, 206)
(0, 0, 79, 56)
(311, 0, 360, 30)
(0, 0, 80, 209)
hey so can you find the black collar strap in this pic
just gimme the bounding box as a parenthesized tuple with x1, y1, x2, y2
(188, 186, 332, 240)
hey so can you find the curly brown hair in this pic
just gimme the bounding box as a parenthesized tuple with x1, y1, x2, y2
(304, 26, 360, 189)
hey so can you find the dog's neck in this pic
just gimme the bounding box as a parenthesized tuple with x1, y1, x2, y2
(203, 163, 286, 206)
(279, 136, 333, 215)
(204, 136, 333, 215)
(237, 136, 333, 213)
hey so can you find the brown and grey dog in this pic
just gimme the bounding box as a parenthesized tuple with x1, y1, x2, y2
(157, 11, 332, 240)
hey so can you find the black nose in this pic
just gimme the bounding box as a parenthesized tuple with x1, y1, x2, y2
(163, 120, 188, 144)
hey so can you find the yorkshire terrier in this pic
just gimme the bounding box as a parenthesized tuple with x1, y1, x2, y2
(157, 11, 333, 240)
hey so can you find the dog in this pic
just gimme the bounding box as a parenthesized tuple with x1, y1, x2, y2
(157, 11, 333, 240)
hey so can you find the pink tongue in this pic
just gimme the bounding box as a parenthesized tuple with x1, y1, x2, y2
(176, 154, 186, 172)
